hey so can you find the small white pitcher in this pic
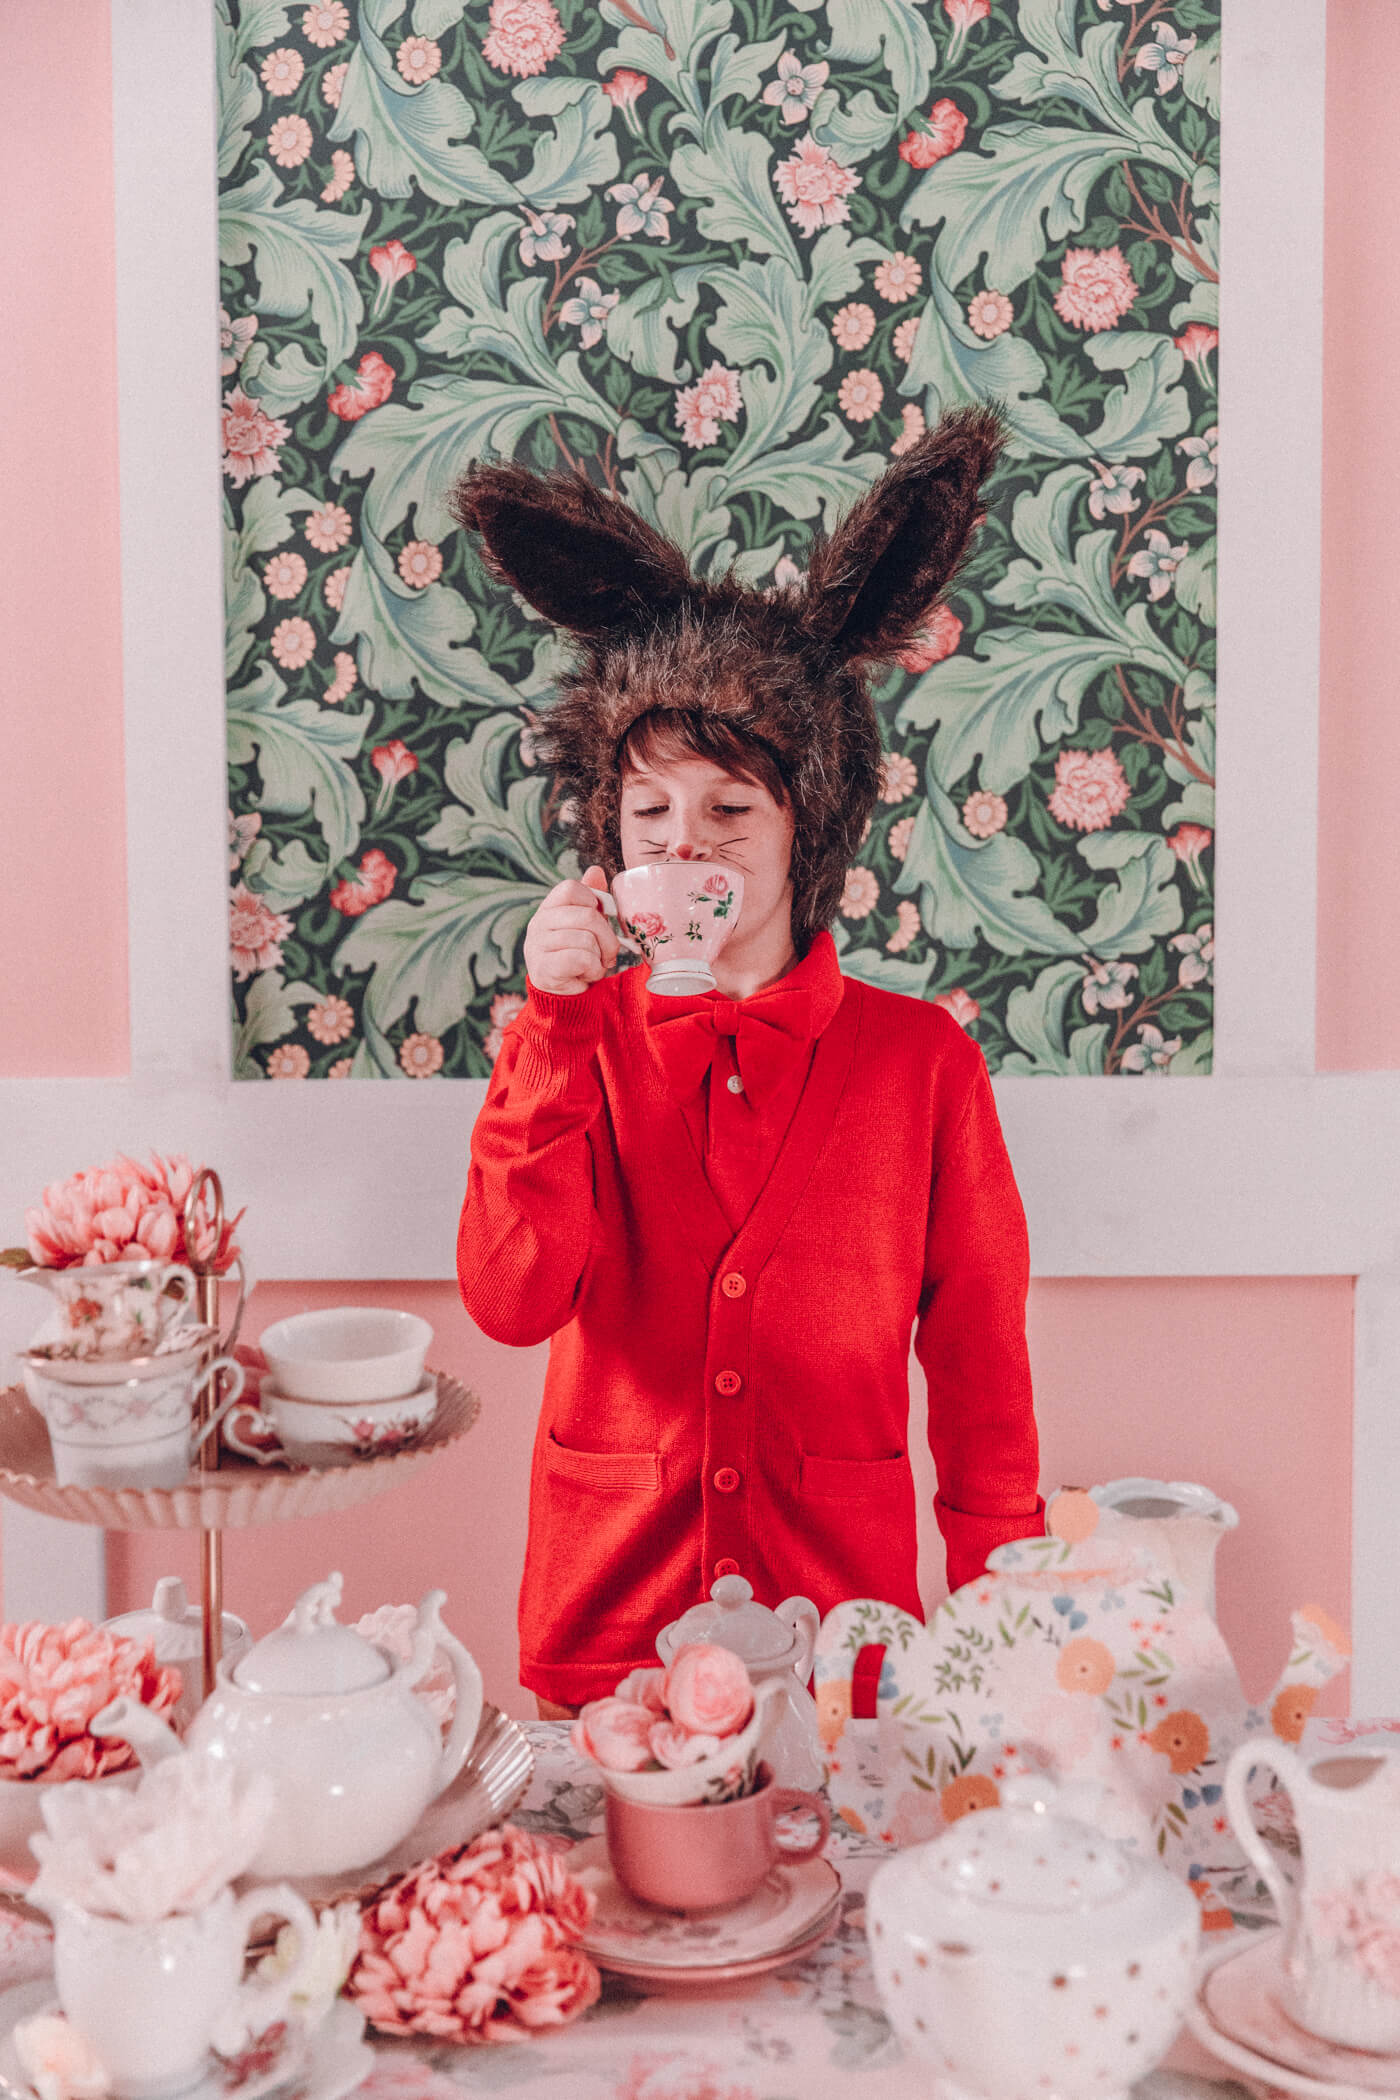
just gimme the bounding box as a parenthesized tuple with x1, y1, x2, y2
(51, 1881, 319, 2100)
(1224, 1737, 1400, 2051)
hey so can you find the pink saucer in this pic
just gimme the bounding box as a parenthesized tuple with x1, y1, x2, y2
(596, 1915, 839, 1991)
(1189, 1929, 1400, 2099)
(567, 1835, 841, 1983)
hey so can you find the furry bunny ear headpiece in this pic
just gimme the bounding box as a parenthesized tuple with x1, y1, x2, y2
(450, 404, 1005, 943)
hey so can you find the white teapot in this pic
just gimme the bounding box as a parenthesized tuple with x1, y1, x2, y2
(657, 1576, 822, 1790)
(94, 1573, 483, 1878)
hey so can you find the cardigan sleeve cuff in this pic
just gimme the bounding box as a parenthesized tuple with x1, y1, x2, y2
(512, 978, 608, 1089)
(935, 1491, 1046, 1594)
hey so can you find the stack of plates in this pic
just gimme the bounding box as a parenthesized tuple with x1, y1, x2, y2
(1188, 1928, 1400, 2099)
(566, 1835, 842, 1989)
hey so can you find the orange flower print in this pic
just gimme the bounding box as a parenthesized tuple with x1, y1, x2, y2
(1055, 1638, 1115, 1695)
(1190, 1877, 1234, 1933)
(873, 251, 922, 303)
(840, 866, 879, 918)
(260, 47, 304, 95)
(399, 1032, 445, 1079)
(1271, 1683, 1319, 1744)
(266, 1043, 310, 1079)
(941, 1772, 1000, 1823)
(888, 816, 915, 861)
(837, 1805, 867, 1834)
(816, 1678, 852, 1752)
(306, 997, 354, 1046)
(1147, 1709, 1210, 1773)
(893, 316, 921, 362)
(1298, 1605, 1351, 1661)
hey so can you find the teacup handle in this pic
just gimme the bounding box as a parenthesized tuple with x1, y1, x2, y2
(189, 1358, 246, 1457)
(1223, 1736, 1303, 1931)
(226, 1883, 322, 2040)
(222, 1401, 285, 1466)
(159, 1264, 198, 1321)
(768, 1786, 831, 1865)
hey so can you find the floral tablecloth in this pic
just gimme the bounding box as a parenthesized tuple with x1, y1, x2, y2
(9, 1717, 1382, 2100)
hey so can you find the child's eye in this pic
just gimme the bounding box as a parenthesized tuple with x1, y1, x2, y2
(715, 804, 751, 817)
(631, 803, 668, 818)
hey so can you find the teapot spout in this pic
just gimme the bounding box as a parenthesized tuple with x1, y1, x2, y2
(91, 1696, 186, 1771)
(1260, 1605, 1351, 1722)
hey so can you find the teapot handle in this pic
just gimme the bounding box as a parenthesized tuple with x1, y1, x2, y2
(1223, 1736, 1304, 1931)
(776, 1596, 820, 1680)
(417, 1590, 485, 1797)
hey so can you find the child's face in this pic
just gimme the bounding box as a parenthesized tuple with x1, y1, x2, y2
(619, 754, 796, 951)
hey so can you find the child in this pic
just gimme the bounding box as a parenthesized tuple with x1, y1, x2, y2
(452, 408, 1044, 1716)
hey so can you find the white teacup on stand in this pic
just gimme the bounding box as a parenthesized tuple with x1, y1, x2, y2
(607, 863, 744, 997)
(1224, 1737, 1400, 2052)
(51, 1881, 319, 2100)
(23, 1356, 246, 1489)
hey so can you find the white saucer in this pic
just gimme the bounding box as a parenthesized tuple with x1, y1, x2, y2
(567, 1834, 841, 1973)
(1187, 1930, 1400, 2098)
(0, 1981, 372, 2100)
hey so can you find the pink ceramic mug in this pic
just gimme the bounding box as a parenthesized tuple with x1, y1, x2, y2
(605, 862, 745, 997)
(605, 1764, 830, 1911)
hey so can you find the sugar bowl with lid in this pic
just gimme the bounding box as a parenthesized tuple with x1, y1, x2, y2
(866, 1775, 1199, 2100)
(656, 1575, 822, 1790)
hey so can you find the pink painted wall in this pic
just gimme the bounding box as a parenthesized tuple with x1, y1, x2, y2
(0, 9, 129, 1077)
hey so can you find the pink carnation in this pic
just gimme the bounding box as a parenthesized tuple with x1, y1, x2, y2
(327, 352, 396, 423)
(614, 1666, 667, 1712)
(230, 882, 293, 980)
(1047, 747, 1131, 832)
(662, 1642, 753, 1738)
(1054, 246, 1139, 333)
(0, 1620, 181, 1782)
(773, 136, 859, 236)
(349, 1824, 599, 2043)
(571, 1696, 656, 1772)
(481, 0, 564, 78)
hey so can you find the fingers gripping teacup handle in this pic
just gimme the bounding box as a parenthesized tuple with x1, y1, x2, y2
(1223, 1737, 1302, 1930)
(769, 1787, 831, 1864)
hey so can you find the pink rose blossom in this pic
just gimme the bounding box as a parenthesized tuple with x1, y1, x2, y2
(648, 1721, 723, 1768)
(267, 1043, 311, 1079)
(838, 368, 883, 423)
(327, 351, 395, 422)
(571, 1697, 656, 1771)
(221, 388, 290, 486)
(662, 1643, 754, 1739)
(887, 898, 922, 952)
(873, 252, 922, 303)
(0, 1621, 180, 1782)
(321, 148, 355, 203)
(773, 136, 860, 236)
(1054, 246, 1139, 333)
(399, 1033, 444, 1079)
(1048, 747, 1130, 832)
(895, 601, 962, 672)
(831, 302, 875, 350)
(396, 36, 442, 84)
(615, 1666, 667, 1712)
(898, 99, 967, 169)
(302, 4, 350, 49)
(935, 988, 981, 1029)
(962, 788, 1008, 838)
(482, 0, 565, 79)
(267, 114, 313, 167)
(674, 361, 743, 448)
(305, 503, 353, 552)
(330, 848, 397, 918)
(230, 883, 294, 980)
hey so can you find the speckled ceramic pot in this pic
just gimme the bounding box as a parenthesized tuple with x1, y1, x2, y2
(866, 1776, 1199, 2100)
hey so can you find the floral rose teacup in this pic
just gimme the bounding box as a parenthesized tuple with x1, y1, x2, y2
(608, 864, 744, 998)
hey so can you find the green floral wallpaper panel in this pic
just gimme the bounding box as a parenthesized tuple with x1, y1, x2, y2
(220, 0, 1219, 1080)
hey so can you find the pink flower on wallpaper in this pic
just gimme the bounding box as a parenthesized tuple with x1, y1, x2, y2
(895, 602, 962, 673)
(962, 788, 1008, 838)
(302, 4, 350, 49)
(1081, 958, 1140, 1015)
(261, 46, 304, 95)
(263, 551, 307, 600)
(322, 61, 348, 107)
(893, 315, 921, 363)
(831, 302, 875, 350)
(968, 289, 1014, 339)
(1167, 823, 1213, 882)
(397, 540, 443, 589)
(898, 99, 968, 169)
(230, 884, 294, 981)
(324, 566, 351, 610)
(271, 617, 316, 668)
(1176, 323, 1219, 370)
(873, 251, 922, 303)
(328, 1057, 353, 1078)
(601, 70, 648, 139)
(887, 899, 922, 953)
(945, 0, 992, 30)
(774, 136, 859, 235)
(221, 389, 290, 486)
(219, 307, 258, 377)
(483, 992, 526, 1061)
(399, 1033, 444, 1079)
(838, 369, 883, 423)
(1054, 246, 1139, 333)
(888, 815, 916, 861)
(305, 502, 353, 553)
(396, 36, 442, 84)
(372, 738, 419, 813)
(674, 362, 743, 448)
(267, 114, 313, 167)
(307, 996, 355, 1045)
(762, 49, 829, 126)
(935, 988, 981, 1029)
(1047, 748, 1130, 831)
(891, 402, 927, 456)
(324, 650, 357, 704)
(482, 0, 565, 79)
(267, 1043, 311, 1079)
(330, 848, 397, 918)
(321, 148, 355, 203)
(327, 351, 396, 422)
(370, 240, 417, 317)
(879, 753, 918, 803)
(840, 866, 879, 917)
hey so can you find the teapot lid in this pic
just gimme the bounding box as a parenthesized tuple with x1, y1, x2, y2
(662, 1576, 799, 1665)
(232, 1573, 391, 1696)
(104, 1578, 242, 1662)
(919, 1778, 1133, 1914)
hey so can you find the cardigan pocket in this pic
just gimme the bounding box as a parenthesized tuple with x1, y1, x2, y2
(544, 1432, 662, 1493)
(799, 1450, 907, 1501)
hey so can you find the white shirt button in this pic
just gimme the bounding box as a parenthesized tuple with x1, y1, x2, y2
(727, 1074, 745, 1095)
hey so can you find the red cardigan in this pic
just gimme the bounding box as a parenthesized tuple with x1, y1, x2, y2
(459, 937, 1044, 1706)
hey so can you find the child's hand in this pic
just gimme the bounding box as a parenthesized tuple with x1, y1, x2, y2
(523, 866, 620, 997)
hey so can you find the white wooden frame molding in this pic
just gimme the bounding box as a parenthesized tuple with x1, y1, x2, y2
(7, 3, 1393, 1700)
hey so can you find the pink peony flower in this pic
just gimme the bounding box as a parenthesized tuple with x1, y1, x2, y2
(662, 1643, 753, 1739)
(0, 1620, 181, 1782)
(25, 1154, 240, 1273)
(896, 601, 963, 672)
(935, 988, 981, 1029)
(221, 388, 290, 486)
(673, 361, 743, 449)
(648, 1721, 723, 1768)
(327, 352, 395, 422)
(773, 136, 859, 236)
(1054, 246, 1139, 333)
(482, 0, 565, 79)
(571, 1697, 656, 1771)
(1048, 747, 1130, 832)
(898, 99, 967, 169)
(330, 848, 397, 917)
(230, 883, 294, 980)
(350, 1824, 598, 2043)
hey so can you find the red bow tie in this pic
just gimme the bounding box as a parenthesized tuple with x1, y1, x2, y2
(646, 981, 815, 1107)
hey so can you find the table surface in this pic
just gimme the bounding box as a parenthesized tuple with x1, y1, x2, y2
(10, 1717, 1380, 2100)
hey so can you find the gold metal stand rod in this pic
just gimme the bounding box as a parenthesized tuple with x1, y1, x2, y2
(185, 1171, 230, 1703)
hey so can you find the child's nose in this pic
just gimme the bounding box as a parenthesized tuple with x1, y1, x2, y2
(666, 836, 709, 862)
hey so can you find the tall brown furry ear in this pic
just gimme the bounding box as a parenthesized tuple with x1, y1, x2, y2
(798, 403, 1007, 662)
(449, 461, 698, 637)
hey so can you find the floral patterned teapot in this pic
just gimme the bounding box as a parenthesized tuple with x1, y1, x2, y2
(813, 1492, 1349, 1915)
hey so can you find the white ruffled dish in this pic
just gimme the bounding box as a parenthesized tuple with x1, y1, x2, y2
(567, 1833, 840, 1974)
(0, 1981, 371, 2100)
(1188, 1929, 1400, 2098)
